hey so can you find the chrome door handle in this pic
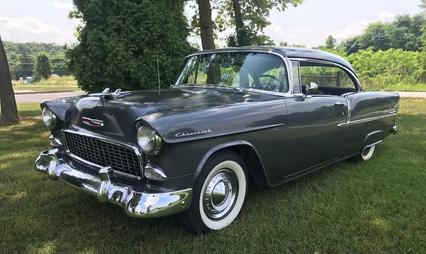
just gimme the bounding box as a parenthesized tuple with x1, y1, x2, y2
(334, 102, 345, 106)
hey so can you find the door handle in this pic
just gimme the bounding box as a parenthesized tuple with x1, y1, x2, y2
(334, 102, 345, 106)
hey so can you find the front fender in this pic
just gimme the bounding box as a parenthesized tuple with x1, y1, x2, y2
(194, 140, 266, 174)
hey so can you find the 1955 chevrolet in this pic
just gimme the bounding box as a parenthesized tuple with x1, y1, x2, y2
(35, 47, 399, 233)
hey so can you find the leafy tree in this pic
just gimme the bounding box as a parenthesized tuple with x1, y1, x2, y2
(325, 35, 336, 49)
(35, 54, 51, 80)
(216, 0, 303, 46)
(68, 0, 192, 92)
(420, 0, 426, 10)
(340, 14, 425, 54)
(339, 37, 361, 54)
(0, 36, 18, 125)
(359, 22, 393, 51)
(15, 55, 33, 79)
(4, 41, 68, 79)
(389, 15, 424, 51)
(190, 0, 303, 47)
(419, 0, 426, 81)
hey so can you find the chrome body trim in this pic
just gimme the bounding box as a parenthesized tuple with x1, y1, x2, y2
(337, 113, 397, 127)
(365, 140, 382, 149)
(144, 164, 167, 181)
(68, 153, 141, 180)
(35, 150, 192, 218)
(61, 129, 144, 179)
(49, 135, 63, 147)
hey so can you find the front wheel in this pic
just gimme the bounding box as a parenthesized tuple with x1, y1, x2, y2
(181, 151, 248, 234)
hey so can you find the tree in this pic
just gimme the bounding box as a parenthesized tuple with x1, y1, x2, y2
(340, 37, 361, 55)
(325, 35, 336, 49)
(4, 41, 68, 79)
(197, 0, 215, 50)
(340, 14, 425, 54)
(0, 36, 19, 125)
(420, 0, 426, 11)
(68, 0, 192, 92)
(216, 0, 303, 46)
(35, 54, 51, 80)
(419, 0, 426, 81)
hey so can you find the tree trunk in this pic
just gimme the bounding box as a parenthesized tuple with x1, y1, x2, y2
(197, 0, 215, 50)
(231, 0, 246, 46)
(0, 36, 19, 125)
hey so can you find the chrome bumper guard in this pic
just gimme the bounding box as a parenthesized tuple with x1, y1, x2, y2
(34, 149, 193, 218)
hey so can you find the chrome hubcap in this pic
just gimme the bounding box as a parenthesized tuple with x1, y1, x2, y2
(203, 169, 238, 220)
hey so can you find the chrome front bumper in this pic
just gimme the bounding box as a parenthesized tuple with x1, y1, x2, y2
(34, 149, 193, 218)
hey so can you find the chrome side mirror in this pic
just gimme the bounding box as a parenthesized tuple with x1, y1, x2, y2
(306, 82, 319, 95)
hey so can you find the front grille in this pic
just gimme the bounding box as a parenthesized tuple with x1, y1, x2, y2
(63, 131, 143, 178)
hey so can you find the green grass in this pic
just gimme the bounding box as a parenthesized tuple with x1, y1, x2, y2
(13, 76, 81, 93)
(1, 99, 426, 253)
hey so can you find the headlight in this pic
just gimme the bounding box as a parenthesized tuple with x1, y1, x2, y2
(137, 124, 161, 154)
(42, 108, 56, 129)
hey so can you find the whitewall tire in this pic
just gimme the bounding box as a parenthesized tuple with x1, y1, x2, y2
(349, 145, 376, 162)
(181, 151, 248, 234)
(361, 145, 375, 161)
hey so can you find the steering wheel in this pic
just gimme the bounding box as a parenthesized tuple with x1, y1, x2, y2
(230, 66, 256, 89)
(258, 74, 281, 92)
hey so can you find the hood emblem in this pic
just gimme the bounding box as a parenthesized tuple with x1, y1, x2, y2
(175, 129, 213, 138)
(82, 117, 104, 128)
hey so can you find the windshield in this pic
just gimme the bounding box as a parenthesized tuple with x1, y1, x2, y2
(175, 52, 289, 93)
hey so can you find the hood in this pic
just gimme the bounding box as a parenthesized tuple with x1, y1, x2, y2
(43, 87, 286, 143)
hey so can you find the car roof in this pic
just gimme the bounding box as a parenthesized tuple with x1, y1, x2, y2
(192, 46, 356, 75)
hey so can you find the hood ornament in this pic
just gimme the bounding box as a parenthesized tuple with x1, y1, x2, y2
(88, 88, 131, 100)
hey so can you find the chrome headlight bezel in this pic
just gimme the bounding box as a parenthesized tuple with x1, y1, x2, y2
(42, 108, 57, 129)
(137, 124, 162, 155)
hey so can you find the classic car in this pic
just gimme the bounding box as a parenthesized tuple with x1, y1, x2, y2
(35, 47, 399, 233)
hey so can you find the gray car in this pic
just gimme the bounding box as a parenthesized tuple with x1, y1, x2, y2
(35, 47, 399, 233)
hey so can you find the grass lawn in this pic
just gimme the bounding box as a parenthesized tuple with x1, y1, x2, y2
(360, 81, 426, 92)
(1, 99, 425, 254)
(13, 76, 81, 93)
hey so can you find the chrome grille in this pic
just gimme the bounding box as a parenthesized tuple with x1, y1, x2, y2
(63, 131, 143, 178)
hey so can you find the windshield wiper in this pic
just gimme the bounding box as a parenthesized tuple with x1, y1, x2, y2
(214, 83, 244, 92)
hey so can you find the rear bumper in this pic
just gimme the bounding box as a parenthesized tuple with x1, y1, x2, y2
(34, 149, 192, 218)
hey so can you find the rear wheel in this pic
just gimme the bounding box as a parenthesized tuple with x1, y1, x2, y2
(349, 145, 376, 162)
(181, 151, 248, 234)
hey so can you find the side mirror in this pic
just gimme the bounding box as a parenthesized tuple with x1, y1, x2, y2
(306, 82, 319, 95)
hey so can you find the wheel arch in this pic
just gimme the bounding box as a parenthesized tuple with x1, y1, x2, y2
(195, 141, 271, 187)
(364, 130, 384, 149)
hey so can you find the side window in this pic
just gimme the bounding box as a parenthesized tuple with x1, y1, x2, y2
(291, 61, 301, 94)
(299, 62, 357, 96)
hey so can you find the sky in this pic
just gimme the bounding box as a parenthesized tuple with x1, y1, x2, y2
(0, 0, 423, 47)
